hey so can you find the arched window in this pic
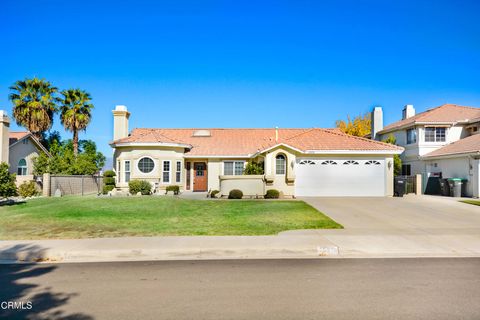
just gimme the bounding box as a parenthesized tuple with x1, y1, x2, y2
(276, 154, 286, 175)
(17, 158, 27, 175)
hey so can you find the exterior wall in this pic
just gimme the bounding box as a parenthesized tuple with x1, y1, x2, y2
(207, 159, 221, 191)
(424, 156, 476, 197)
(9, 138, 41, 177)
(219, 175, 264, 197)
(113, 146, 185, 190)
(0, 112, 9, 164)
(264, 146, 296, 196)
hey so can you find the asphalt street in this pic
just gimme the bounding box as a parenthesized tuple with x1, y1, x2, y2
(1, 258, 480, 320)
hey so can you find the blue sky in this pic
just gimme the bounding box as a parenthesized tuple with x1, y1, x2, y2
(1, 0, 479, 155)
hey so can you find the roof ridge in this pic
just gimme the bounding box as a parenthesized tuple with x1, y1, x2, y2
(321, 128, 403, 149)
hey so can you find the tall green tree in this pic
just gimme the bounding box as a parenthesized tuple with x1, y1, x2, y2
(58, 89, 94, 156)
(8, 77, 58, 140)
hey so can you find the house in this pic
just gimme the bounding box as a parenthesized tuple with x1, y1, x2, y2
(0, 110, 51, 185)
(110, 105, 403, 197)
(372, 104, 480, 198)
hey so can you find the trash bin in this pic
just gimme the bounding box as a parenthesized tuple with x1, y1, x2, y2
(439, 178, 450, 196)
(394, 177, 407, 197)
(447, 178, 464, 197)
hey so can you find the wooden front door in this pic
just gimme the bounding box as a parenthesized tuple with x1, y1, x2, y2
(193, 162, 207, 191)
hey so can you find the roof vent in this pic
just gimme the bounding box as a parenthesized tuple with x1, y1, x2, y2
(192, 129, 211, 137)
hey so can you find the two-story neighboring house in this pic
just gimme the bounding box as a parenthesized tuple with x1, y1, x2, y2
(371, 104, 480, 198)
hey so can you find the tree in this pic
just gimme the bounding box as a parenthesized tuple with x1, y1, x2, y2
(58, 89, 94, 156)
(335, 112, 371, 137)
(382, 134, 402, 176)
(9, 77, 58, 140)
(244, 161, 264, 175)
(0, 163, 17, 198)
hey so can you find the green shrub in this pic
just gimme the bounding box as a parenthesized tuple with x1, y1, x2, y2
(18, 181, 39, 198)
(103, 170, 116, 178)
(265, 189, 280, 199)
(228, 189, 243, 199)
(104, 177, 115, 185)
(244, 161, 264, 175)
(129, 180, 152, 195)
(210, 190, 220, 198)
(166, 185, 180, 195)
(102, 184, 115, 194)
(0, 162, 17, 198)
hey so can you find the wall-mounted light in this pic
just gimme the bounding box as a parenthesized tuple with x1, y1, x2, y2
(388, 160, 392, 170)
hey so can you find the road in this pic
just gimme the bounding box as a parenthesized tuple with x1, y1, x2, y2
(1, 258, 480, 319)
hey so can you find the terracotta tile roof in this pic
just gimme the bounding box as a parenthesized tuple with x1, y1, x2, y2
(423, 134, 480, 158)
(112, 128, 402, 156)
(379, 104, 480, 134)
(9, 131, 30, 145)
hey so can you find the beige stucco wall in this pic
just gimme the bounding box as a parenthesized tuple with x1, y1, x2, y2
(9, 138, 41, 177)
(425, 156, 476, 197)
(114, 146, 185, 190)
(264, 146, 296, 196)
(219, 175, 265, 197)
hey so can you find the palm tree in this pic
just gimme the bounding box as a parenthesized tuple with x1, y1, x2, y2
(58, 89, 94, 157)
(9, 77, 58, 140)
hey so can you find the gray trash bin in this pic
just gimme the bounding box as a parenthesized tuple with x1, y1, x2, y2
(447, 178, 463, 197)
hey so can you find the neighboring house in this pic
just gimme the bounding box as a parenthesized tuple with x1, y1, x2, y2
(110, 105, 403, 197)
(0, 110, 51, 185)
(372, 104, 480, 197)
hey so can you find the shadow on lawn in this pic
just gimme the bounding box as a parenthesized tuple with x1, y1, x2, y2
(0, 244, 92, 320)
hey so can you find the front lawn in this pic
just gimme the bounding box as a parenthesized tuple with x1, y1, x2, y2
(0, 196, 342, 239)
(460, 200, 480, 207)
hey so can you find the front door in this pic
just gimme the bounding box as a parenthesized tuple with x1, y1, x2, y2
(193, 162, 207, 191)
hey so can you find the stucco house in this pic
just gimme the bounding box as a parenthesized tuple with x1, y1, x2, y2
(372, 104, 480, 198)
(110, 105, 403, 197)
(0, 110, 51, 185)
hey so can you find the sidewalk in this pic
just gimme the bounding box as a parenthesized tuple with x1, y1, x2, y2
(0, 234, 339, 263)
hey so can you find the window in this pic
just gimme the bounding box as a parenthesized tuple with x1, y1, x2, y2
(343, 160, 359, 165)
(321, 160, 337, 165)
(138, 157, 154, 173)
(406, 128, 417, 144)
(402, 164, 411, 176)
(425, 127, 446, 142)
(17, 158, 27, 175)
(224, 161, 244, 175)
(22, 139, 28, 145)
(124, 160, 131, 183)
(163, 161, 170, 183)
(299, 160, 315, 165)
(176, 161, 182, 183)
(365, 160, 381, 165)
(276, 155, 286, 174)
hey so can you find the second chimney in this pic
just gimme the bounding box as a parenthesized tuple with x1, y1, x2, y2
(371, 106, 383, 141)
(402, 104, 415, 120)
(113, 105, 130, 141)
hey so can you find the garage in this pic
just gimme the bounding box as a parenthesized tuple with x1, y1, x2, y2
(295, 158, 386, 196)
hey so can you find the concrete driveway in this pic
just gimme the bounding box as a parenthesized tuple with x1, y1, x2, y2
(289, 195, 480, 257)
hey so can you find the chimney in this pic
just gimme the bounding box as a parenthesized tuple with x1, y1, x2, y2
(371, 106, 383, 141)
(402, 104, 415, 120)
(275, 126, 279, 142)
(0, 110, 10, 164)
(112, 105, 130, 141)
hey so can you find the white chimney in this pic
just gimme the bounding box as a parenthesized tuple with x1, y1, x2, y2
(0, 110, 10, 164)
(371, 106, 383, 141)
(112, 105, 130, 141)
(402, 104, 415, 120)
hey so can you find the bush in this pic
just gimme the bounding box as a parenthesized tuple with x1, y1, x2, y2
(265, 189, 280, 199)
(166, 185, 180, 195)
(210, 190, 220, 198)
(228, 189, 243, 199)
(104, 170, 116, 178)
(18, 181, 39, 198)
(129, 180, 152, 195)
(102, 184, 115, 194)
(102, 171, 116, 194)
(244, 161, 264, 175)
(0, 162, 17, 198)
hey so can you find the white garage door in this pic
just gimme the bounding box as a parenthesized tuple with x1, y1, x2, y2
(295, 158, 386, 196)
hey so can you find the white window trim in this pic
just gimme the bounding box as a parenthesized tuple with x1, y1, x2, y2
(124, 160, 131, 183)
(137, 156, 156, 176)
(223, 161, 245, 176)
(17, 158, 28, 176)
(406, 128, 417, 145)
(175, 160, 182, 183)
(275, 154, 287, 175)
(162, 160, 171, 184)
(424, 127, 447, 143)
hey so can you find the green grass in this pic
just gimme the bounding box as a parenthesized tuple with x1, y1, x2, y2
(0, 196, 342, 239)
(460, 200, 480, 207)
